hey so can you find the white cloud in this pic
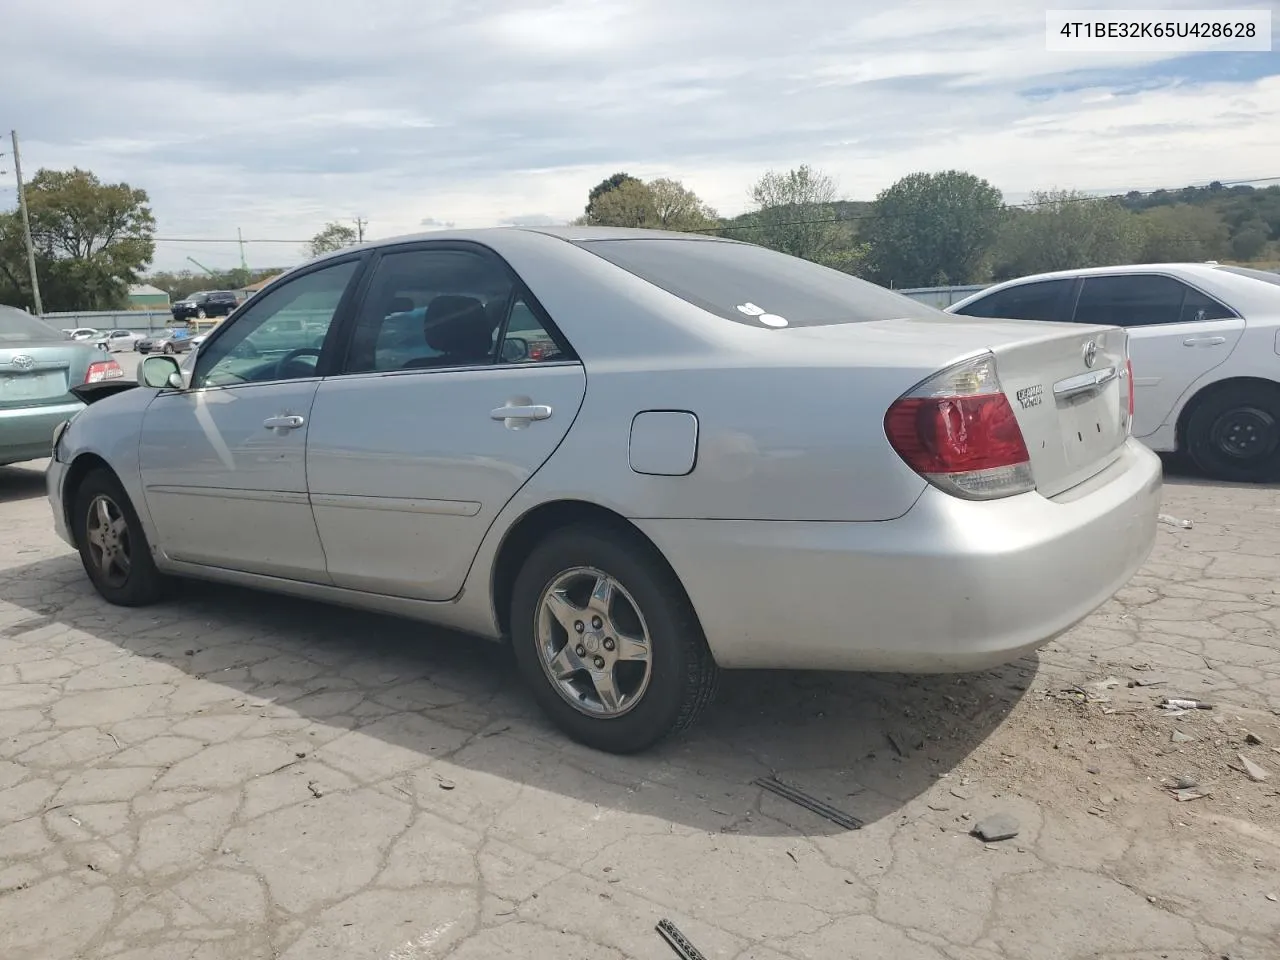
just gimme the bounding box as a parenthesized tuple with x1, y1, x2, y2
(1, 0, 1276, 271)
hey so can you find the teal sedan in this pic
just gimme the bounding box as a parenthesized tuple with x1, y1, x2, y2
(1, 304, 123, 466)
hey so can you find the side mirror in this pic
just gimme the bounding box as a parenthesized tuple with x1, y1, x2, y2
(141, 354, 184, 390)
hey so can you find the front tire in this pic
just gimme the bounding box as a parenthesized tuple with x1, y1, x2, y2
(1185, 382, 1280, 483)
(71, 468, 167, 606)
(510, 525, 718, 754)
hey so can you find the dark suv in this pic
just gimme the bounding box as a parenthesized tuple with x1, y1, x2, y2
(171, 290, 239, 320)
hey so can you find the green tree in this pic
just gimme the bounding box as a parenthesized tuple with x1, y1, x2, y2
(741, 164, 848, 266)
(862, 170, 1005, 286)
(578, 177, 719, 231)
(1137, 204, 1228, 261)
(307, 221, 358, 258)
(0, 167, 156, 312)
(585, 172, 643, 220)
(992, 190, 1144, 280)
(1229, 219, 1270, 261)
(583, 178, 658, 227)
(648, 178, 718, 231)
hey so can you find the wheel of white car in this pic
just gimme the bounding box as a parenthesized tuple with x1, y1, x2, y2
(71, 468, 168, 607)
(1185, 382, 1280, 483)
(510, 525, 719, 754)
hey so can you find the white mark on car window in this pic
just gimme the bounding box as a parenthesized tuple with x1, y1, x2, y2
(758, 314, 788, 327)
(736, 302, 765, 317)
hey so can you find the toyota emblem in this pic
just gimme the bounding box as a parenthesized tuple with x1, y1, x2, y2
(1082, 340, 1097, 368)
(10, 355, 35, 371)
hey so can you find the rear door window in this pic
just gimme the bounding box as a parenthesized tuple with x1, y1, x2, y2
(1073, 274, 1230, 327)
(575, 237, 939, 328)
(951, 279, 1072, 321)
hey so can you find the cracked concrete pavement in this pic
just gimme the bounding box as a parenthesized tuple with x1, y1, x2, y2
(1, 459, 1278, 959)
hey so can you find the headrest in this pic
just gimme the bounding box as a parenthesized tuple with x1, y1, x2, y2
(423, 295, 492, 359)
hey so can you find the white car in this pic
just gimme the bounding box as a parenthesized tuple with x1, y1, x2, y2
(948, 264, 1280, 482)
(64, 327, 100, 342)
(46, 227, 1160, 753)
(94, 329, 144, 352)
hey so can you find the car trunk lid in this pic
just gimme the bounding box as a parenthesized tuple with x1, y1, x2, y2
(0, 345, 78, 410)
(771, 314, 1130, 498)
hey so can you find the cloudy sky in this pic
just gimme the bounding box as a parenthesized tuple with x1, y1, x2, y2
(2, 0, 1278, 272)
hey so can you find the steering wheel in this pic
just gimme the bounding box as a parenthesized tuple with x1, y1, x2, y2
(274, 347, 322, 380)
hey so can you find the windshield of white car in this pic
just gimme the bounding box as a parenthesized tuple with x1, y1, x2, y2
(575, 237, 940, 327)
(0, 304, 63, 342)
(1215, 265, 1280, 288)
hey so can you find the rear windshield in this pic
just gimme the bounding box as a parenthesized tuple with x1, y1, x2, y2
(1215, 265, 1280, 287)
(575, 238, 939, 328)
(0, 305, 61, 343)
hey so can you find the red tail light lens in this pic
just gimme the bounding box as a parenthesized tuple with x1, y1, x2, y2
(884, 354, 1034, 500)
(85, 359, 124, 383)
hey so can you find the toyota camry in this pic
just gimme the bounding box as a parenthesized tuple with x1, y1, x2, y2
(46, 226, 1161, 753)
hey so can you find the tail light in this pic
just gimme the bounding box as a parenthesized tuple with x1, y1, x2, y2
(884, 353, 1035, 500)
(85, 359, 124, 383)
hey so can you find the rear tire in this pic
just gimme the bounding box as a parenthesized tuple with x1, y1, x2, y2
(510, 525, 718, 754)
(71, 468, 168, 606)
(1185, 382, 1280, 483)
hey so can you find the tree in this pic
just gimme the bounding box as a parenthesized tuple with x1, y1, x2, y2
(861, 170, 1005, 286)
(1137, 205, 1228, 262)
(308, 221, 358, 258)
(648, 178, 718, 231)
(585, 172, 643, 219)
(584, 178, 658, 228)
(741, 164, 848, 266)
(0, 167, 156, 312)
(578, 177, 719, 232)
(1229, 219, 1270, 261)
(992, 190, 1143, 280)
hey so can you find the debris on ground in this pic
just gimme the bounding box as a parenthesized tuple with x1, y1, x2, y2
(1157, 513, 1194, 529)
(306, 780, 323, 799)
(1171, 731, 1196, 743)
(436, 776, 456, 790)
(1171, 787, 1210, 802)
(656, 919, 707, 960)
(1237, 755, 1270, 783)
(1162, 698, 1214, 712)
(1128, 676, 1168, 688)
(753, 775, 864, 830)
(1172, 775, 1200, 790)
(971, 814, 1020, 842)
(1244, 732, 1263, 746)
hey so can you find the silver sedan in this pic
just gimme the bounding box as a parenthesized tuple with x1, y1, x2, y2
(45, 226, 1162, 753)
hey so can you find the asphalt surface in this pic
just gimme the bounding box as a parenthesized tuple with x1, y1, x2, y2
(1, 453, 1278, 959)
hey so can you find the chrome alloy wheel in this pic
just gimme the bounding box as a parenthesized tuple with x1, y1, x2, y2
(534, 567, 653, 718)
(85, 494, 132, 589)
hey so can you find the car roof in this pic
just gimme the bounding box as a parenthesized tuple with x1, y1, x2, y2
(980, 263, 1229, 285)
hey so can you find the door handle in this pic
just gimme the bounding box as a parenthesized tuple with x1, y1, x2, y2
(263, 415, 305, 431)
(1183, 336, 1227, 346)
(490, 404, 552, 423)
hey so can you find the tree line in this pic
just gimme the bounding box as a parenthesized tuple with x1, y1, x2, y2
(579, 168, 1280, 287)
(2, 164, 1276, 314)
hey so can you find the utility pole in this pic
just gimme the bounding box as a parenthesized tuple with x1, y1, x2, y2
(10, 130, 43, 315)
(237, 227, 248, 273)
(353, 217, 367, 243)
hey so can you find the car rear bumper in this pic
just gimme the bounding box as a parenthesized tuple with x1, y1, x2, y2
(0, 401, 83, 467)
(635, 438, 1162, 673)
